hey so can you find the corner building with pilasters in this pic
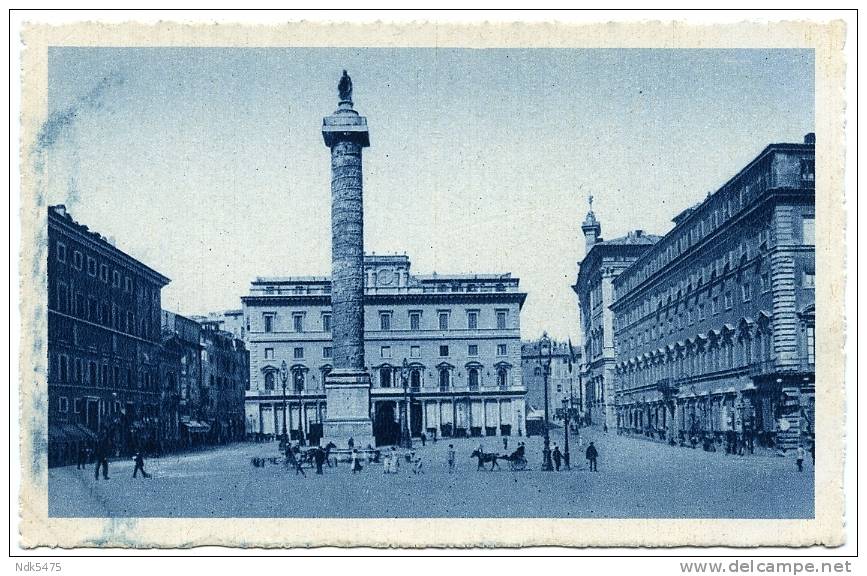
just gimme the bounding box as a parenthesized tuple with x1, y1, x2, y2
(610, 135, 816, 452)
(242, 254, 527, 446)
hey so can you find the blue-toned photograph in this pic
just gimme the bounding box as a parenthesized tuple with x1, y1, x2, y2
(41, 47, 816, 520)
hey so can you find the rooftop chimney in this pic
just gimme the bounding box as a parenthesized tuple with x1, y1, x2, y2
(54, 204, 67, 217)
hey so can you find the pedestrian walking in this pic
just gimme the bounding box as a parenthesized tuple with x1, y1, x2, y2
(796, 445, 806, 472)
(348, 436, 354, 450)
(382, 450, 392, 474)
(503, 437, 508, 451)
(76, 444, 87, 470)
(421, 432, 427, 447)
(314, 446, 326, 475)
(585, 441, 598, 472)
(93, 438, 110, 480)
(132, 452, 151, 478)
(552, 444, 562, 471)
(447, 444, 456, 473)
(351, 449, 363, 473)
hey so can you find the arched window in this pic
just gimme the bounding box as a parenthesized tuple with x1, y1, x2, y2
(468, 368, 480, 390)
(293, 370, 305, 393)
(410, 369, 421, 389)
(380, 367, 392, 388)
(497, 368, 508, 390)
(264, 371, 275, 391)
(439, 368, 450, 391)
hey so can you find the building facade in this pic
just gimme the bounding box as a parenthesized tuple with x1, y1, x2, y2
(199, 320, 249, 444)
(521, 339, 582, 425)
(572, 211, 660, 429)
(47, 205, 170, 465)
(611, 135, 816, 452)
(160, 310, 204, 448)
(242, 254, 527, 445)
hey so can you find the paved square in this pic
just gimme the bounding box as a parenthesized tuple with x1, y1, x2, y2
(48, 429, 813, 519)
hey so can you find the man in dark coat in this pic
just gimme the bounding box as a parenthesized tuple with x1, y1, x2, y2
(93, 439, 110, 480)
(133, 452, 151, 478)
(314, 446, 326, 475)
(552, 444, 562, 471)
(585, 441, 599, 472)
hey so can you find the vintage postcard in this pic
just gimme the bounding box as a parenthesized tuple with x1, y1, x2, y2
(16, 18, 848, 548)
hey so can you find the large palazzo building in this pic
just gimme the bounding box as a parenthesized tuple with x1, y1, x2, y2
(242, 254, 528, 445)
(610, 135, 816, 452)
(47, 205, 170, 465)
(572, 211, 661, 429)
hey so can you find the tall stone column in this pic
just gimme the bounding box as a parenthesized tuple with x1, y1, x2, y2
(321, 71, 374, 446)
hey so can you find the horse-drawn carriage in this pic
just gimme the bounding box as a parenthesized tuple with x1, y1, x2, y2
(471, 448, 528, 471)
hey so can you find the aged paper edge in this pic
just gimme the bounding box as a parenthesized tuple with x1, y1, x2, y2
(17, 19, 848, 549)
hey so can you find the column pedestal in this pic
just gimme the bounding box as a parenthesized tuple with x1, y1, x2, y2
(322, 368, 374, 448)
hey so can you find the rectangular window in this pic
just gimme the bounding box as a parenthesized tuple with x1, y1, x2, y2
(468, 344, 479, 357)
(379, 312, 391, 331)
(741, 283, 752, 302)
(293, 347, 304, 359)
(381, 346, 391, 359)
(803, 268, 815, 289)
(497, 344, 507, 356)
(72, 250, 83, 270)
(802, 216, 815, 245)
(87, 256, 97, 276)
(112, 270, 121, 288)
(323, 346, 333, 359)
(438, 312, 449, 331)
(806, 325, 815, 365)
(56, 241, 67, 263)
(322, 313, 331, 332)
(99, 263, 109, 282)
(712, 297, 719, 315)
(124, 276, 132, 292)
(293, 313, 304, 333)
(58, 397, 68, 413)
(496, 310, 508, 330)
(439, 345, 449, 357)
(74, 398, 82, 414)
(409, 312, 421, 331)
(725, 292, 733, 310)
(410, 345, 421, 358)
(263, 314, 274, 333)
(467, 310, 478, 330)
(57, 283, 68, 313)
(264, 348, 274, 360)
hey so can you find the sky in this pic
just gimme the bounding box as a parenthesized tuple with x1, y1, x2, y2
(40, 47, 814, 341)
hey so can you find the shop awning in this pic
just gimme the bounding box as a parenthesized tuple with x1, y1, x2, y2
(181, 420, 211, 433)
(48, 423, 98, 443)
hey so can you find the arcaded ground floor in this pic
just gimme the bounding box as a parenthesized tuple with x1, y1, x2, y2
(48, 425, 813, 519)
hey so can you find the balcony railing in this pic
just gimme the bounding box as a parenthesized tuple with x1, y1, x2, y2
(749, 359, 815, 377)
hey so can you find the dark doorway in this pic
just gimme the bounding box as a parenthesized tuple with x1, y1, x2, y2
(410, 401, 423, 437)
(86, 400, 99, 432)
(373, 402, 399, 446)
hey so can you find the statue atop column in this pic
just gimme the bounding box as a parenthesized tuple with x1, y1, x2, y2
(338, 70, 353, 104)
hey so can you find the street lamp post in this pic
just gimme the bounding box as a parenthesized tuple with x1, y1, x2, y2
(539, 333, 554, 471)
(399, 358, 412, 449)
(280, 360, 288, 440)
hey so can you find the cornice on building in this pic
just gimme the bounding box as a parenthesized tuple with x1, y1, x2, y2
(48, 206, 170, 287)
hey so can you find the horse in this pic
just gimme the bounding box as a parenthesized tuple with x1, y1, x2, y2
(300, 442, 337, 468)
(470, 448, 501, 471)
